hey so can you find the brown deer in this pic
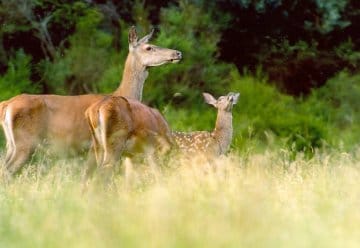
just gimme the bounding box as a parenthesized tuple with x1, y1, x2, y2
(85, 96, 173, 176)
(172, 92, 239, 156)
(0, 26, 181, 175)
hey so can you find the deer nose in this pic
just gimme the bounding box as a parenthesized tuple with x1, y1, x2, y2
(175, 51, 182, 59)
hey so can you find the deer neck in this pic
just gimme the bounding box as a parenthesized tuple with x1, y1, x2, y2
(212, 110, 233, 154)
(113, 53, 148, 100)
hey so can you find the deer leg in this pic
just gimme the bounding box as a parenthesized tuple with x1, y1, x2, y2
(83, 150, 98, 180)
(4, 143, 14, 165)
(1, 110, 15, 165)
(5, 121, 40, 175)
(93, 138, 103, 167)
(4, 149, 14, 171)
(81, 150, 98, 194)
(1, 130, 14, 181)
(5, 143, 33, 175)
(148, 134, 173, 168)
(156, 135, 173, 157)
(99, 134, 127, 185)
(2, 128, 14, 165)
(101, 130, 129, 167)
(84, 131, 103, 180)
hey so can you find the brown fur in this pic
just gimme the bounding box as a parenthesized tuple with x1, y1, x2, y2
(85, 96, 173, 170)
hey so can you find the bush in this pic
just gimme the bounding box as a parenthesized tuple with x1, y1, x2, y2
(40, 8, 114, 95)
(0, 50, 37, 101)
(303, 71, 360, 149)
(229, 70, 329, 156)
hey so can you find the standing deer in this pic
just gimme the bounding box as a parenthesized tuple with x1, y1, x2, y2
(172, 92, 239, 156)
(0, 26, 181, 175)
(85, 96, 173, 175)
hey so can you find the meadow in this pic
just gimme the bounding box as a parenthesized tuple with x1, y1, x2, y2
(0, 149, 359, 248)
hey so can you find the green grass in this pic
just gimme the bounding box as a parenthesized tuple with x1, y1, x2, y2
(0, 149, 359, 248)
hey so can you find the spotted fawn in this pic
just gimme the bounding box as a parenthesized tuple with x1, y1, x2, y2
(172, 92, 239, 156)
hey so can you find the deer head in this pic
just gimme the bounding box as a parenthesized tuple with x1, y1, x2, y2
(128, 26, 182, 67)
(203, 92, 240, 112)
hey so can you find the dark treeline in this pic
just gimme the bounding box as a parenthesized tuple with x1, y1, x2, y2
(218, 0, 360, 94)
(1, 0, 359, 95)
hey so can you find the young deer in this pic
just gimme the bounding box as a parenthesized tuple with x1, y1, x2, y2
(172, 92, 239, 156)
(0, 27, 181, 175)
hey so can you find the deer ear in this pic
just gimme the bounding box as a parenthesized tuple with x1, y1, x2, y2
(203, 92, 217, 106)
(138, 28, 155, 44)
(232, 92, 240, 104)
(128, 26, 138, 47)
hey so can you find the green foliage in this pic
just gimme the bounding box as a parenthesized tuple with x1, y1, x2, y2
(50, 1, 89, 28)
(0, 50, 38, 101)
(304, 72, 360, 148)
(226, 71, 329, 156)
(96, 21, 130, 94)
(41, 8, 113, 94)
(335, 39, 360, 68)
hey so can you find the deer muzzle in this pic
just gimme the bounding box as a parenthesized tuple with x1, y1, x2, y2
(170, 50, 182, 63)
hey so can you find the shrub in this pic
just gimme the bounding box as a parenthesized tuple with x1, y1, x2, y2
(229, 70, 329, 156)
(0, 50, 37, 101)
(40, 8, 113, 95)
(303, 71, 360, 149)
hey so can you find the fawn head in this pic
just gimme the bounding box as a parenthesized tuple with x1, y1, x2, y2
(203, 92, 240, 112)
(128, 26, 182, 67)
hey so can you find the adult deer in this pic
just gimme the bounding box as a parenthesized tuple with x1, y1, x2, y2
(172, 92, 239, 156)
(85, 95, 173, 176)
(0, 26, 181, 175)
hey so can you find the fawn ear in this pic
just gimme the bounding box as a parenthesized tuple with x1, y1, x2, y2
(203, 92, 217, 106)
(232, 92, 240, 104)
(138, 28, 154, 44)
(128, 26, 138, 47)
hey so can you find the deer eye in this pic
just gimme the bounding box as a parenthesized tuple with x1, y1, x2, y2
(146, 46, 153, 51)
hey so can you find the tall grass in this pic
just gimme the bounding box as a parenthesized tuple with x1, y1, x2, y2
(0, 149, 359, 248)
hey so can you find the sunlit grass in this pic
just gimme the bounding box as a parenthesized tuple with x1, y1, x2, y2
(0, 149, 359, 248)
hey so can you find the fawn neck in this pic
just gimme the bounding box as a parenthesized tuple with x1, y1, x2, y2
(212, 110, 233, 154)
(113, 53, 148, 100)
